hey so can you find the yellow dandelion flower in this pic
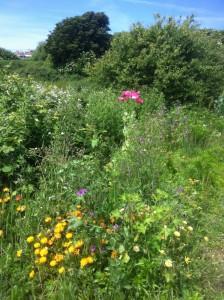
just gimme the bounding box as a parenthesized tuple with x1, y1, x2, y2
(54, 233, 62, 239)
(73, 248, 80, 256)
(48, 239, 54, 246)
(74, 240, 84, 249)
(68, 245, 75, 253)
(174, 231, 181, 238)
(58, 266, 65, 274)
(16, 249, 22, 257)
(184, 256, 191, 264)
(76, 205, 81, 209)
(63, 241, 72, 248)
(65, 232, 73, 239)
(40, 237, 48, 244)
(80, 256, 94, 268)
(0, 229, 3, 238)
(29, 270, 35, 279)
(34, 248, 40, 255)
(164, 259, 173, 268)
(3, 187, 9, 193)
(45, 217, 52, 223)
(34, 242, 41, 249)
(54, 254, 64, 262)
(40, 247, 48, 257)
(26, 236, 34, 243)
(39, 256, 47, 264)
(50, 260, 57, 267)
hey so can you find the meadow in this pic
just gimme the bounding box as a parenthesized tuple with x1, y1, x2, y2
(0, 17, 224, 300)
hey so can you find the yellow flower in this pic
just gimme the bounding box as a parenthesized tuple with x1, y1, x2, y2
(174, 231, 181, 238)
(80, 256, 94, 268)
(40, 237, 48, 244)
(111, 250, 118, 259)
(3, 196, 10, 203)
(39, 256, 47, 264)
(73, 248, 80, 256)
(0, 229, 3, 238)
(29, 270, 35, 279)
(16, 205, 26, 212)
(54, 233, 62, 239)
(164, 259, 173, 268)
(68, 245, 75, 253)
(65, 232, 73, 239)
(48, 239, 54, 246)
(26, 236, 34, 243)
(50, 260, 57, 267)
(45, 217, 52, 223)
(74, 240, 84, 249)
(187, 226, 193, 232)
(204, 236, 209, 242)
(3, 187, 9, 193)
(76, 205, 81, 209)
(184, 256, 191, 264)
(40, 247, 48, 257)
(63, 241, 72, 248)
(182, 220, 188, 225)
(34, 248, 40, 255)
(58, 266, 65, 274)
(34, 242, 41, 249)
(54, 254, 64, 262)
(159, 250, 165, 255)
(16, 249, 22, 257)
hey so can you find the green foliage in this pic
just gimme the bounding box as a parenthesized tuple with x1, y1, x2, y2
(92, 16, 224, 107)
(45, 11, 111, 67)
(32, 41, 49, 62)
(0, 73, 67, 183)
(0, 47, 18, 60)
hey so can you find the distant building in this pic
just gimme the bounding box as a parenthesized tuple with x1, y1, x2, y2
(15, 50, 33, 59)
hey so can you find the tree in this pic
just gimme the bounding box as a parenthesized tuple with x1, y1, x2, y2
(45, 11, 111, 66)
(0, 47, 18, 60)
(91, 16, 224, 107)
(32, 42, 48, 61)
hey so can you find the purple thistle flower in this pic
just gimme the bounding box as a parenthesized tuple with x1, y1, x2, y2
(76, 188, 88, 197)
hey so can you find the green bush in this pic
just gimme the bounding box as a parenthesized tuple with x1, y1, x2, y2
(91, 17, 224, 107)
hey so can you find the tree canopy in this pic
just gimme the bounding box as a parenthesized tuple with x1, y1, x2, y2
(0, 47, 18, 60)
(45, 11, 111, 66)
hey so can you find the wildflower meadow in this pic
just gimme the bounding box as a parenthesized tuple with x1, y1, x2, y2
(1, 15, 224, 300)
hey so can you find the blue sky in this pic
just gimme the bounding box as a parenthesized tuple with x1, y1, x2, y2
(0, 0, 224, 50)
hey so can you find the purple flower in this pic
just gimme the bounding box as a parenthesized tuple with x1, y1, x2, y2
(90, 245, 96, 253)
(76, 188, 88, 197)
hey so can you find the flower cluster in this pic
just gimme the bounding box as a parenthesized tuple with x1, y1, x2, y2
(118, 90, 144, 104)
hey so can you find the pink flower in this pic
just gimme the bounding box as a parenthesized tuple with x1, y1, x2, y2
(118, 90, 144, 104)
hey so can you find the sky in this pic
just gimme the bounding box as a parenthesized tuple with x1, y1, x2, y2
(0, 0, 224, 51)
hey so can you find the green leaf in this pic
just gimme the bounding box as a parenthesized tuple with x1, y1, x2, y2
(2, 165, 13, 173)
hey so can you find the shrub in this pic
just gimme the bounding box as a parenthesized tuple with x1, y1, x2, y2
(91, 16, 224, 107)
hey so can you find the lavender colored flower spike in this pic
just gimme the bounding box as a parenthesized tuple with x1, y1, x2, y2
(76, 188, 88, 196)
